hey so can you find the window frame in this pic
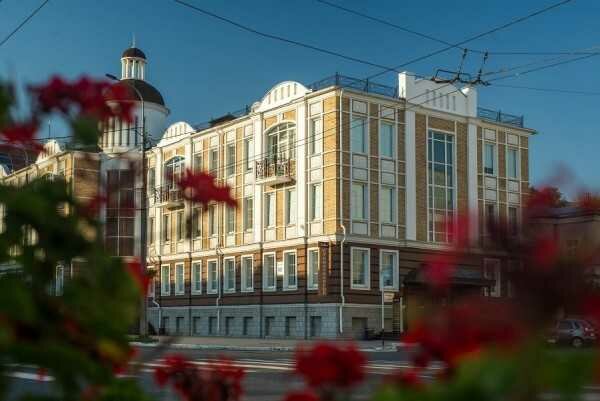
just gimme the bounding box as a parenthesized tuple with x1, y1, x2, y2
(262, 252, 276, 292)
(379, 121, 395, 159)
(283, 250, 297, 290)
(243, 136, 254, 172)
(483, 141, 497, 176)
(379, 249, 399, 290)
(206, 259, 219, 294)
(380, 186, 396, 224)
(285, 187, 296, 226)
(350, 247, 370, 290)
(160, 264, 171, 296)
(427, 130, 456, 243)
(309, 117, 323, 155)
(350, 115, 367, 154)
(506, 146, 520, 179)
(176, 210, 185, 242)
(307, 248, 319, 290)
(351, 183, 368, 221)
(162, 213, 170, 243)
(226, 142, 236, 177)
(264, 192, 276, 228)
(309, 183, 322, 221)
(226, 205, 235, 235)
(208, 204, 217, 237)
(174, 263, 185, 295)
(164, 156, 185, 190)
(223, 257, 236, 293)
(265, 122, 296, 160)
(191, 261, 202, 294)
(241, 255, 254, 292)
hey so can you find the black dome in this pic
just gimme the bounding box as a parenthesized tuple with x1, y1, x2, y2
(108, 79, 165, 106)
(121, 47, 146, 59)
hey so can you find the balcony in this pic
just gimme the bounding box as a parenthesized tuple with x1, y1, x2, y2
(152, 186, 184, 209)
(255, 157, 294, 186)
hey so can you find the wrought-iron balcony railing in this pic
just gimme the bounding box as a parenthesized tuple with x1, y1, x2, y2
(152, 185, 183, 208)
(255, 157, 293, 185)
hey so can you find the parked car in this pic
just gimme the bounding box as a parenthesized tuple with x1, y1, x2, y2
(547, 318, 597, 348)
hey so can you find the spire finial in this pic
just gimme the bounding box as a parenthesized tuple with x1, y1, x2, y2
(132, 33, 136, 48)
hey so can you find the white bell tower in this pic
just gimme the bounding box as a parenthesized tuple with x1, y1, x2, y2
(121, 37, 147, 80)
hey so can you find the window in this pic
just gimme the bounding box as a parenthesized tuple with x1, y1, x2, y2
(105, 169, 135, 256)
(224, 258, 235, 292)
(486, 203, 497, 232)
(285, 317, 297, 337)
(309, 117, 323, 155)
(191, 262, 202, 294)
(351, 116, 367, 153)
(244, 137, 253, 171)
(161, 265, 170, 295)
(285, 188, 296, 225)
(263, 253, 276, 291)
(241, 256, 253, 292)
(380, 251, 397, 289)
(427, 131, 455, 242)
(193, 317, 201, 334)
(207, 260, 218, 294)
(484, 259, 501, 297)
(379, 121, 394, 158)
(162, 214, 170, 242)
(484, 142, 496, 175)
(307, 249, 319, 290)
(243, 197, 253, 231)
(243, 317, 253, 335)
(265, 316, 275, 337)
(508, 206, 518, 236)
(310, 316, 322, 337)
(176, 210, 184, 241)
(225, 316, 234, 335)
(380, 187, 395, 224)
(507, 147, 519, 179)
(351, 183, 367, 220)
(55, 265, 64, 296)
(226, 206, 235, 234)
(175, 263, 184, 295)
(209, 316, 217, 335)
(266, 122, 296, 160)
(164, 156, 185, 189)
(148, 217, 154, 244)
(209, 148, 218, 174)
(148, 167, 155, 190)
(192, 208, 201, 238)
(226, 143, 235, 177)
(148, 277, 155, 298)
(309, 184, 322, 221)
(193, 153, 203, 172)
(351, 248, 369, 289)
(283, 252, 297, 290)
(265, 193, 275, 228)
(208, 205, 217, 236)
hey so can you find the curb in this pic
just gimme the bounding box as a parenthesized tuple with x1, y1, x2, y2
(130, 341, 408, 353)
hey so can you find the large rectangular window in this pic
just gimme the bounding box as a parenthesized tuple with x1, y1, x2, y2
(192, 208, 201, 238)
(265, 193, 275, 228)
(223, 258, 235, 292)
(193, 153, 203, 172)
(380, 186, 395, 224)
(285, 188, 296, 225)
(307, 249, 319, 290)
(243, 197, 253, 231)
(484, 142, 496, 175)
(226, 206, 235, 234)
(508, 206, 518, 236)
(263, 254, 276, 291)
(162, 214, 170, 242)
(428, 131, 455, 243)
(241, 256, 253, 292)
(283, 252, 297, 290)
(176, 210, 184, 241)
(351, 248, 369, 289)
(161, 265, 170, 295)
(351, 183, 367, 220)
(226, 143, 235, 177)
(309, 184, 322, 221)
(175, 263, 185, 295)
(379, 121, 394, 158)
(506, 147, 519, 179)
(209, 148, 218, 175)
(380, 251, 397, 289)
(350, 116, 367, 153)
(309, 117, 323, 155)
(191, 262, 202, 294)
(207, 260, 218, 294)
(244, 137, 253, 171)
(208, 205, 217, 236)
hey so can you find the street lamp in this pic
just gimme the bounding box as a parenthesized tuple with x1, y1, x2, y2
(106, 73, 149, 337)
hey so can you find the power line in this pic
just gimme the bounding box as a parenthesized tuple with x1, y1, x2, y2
(316, 0, 586, 57)
(365, 0, 574, 80)
(491, 83, 600, 96)
(0, 0, 50, 48)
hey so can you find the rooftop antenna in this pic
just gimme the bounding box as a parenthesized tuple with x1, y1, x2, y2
(47, 122, 51, 140)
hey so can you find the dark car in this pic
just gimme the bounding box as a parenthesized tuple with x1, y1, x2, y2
(548, 319, 597, 348)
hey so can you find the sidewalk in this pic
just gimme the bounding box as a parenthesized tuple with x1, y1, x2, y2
(130, 335, 405, 352)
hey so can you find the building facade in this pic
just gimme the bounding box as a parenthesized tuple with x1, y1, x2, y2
(0, 46, 536, 339)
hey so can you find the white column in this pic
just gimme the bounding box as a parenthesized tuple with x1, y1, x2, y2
(121, 61, 126, 79)
(467, 122, 479, 245)
(296, 104, 307, 237)
(154, 150, 163, 255)
(404, 110, 417, 241)
(184, 139, 193, 252)
(253, 117, 263, 243)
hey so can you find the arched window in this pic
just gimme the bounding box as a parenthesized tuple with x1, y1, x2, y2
(265, 122, 296, 161)
(164, 156, 185, 189)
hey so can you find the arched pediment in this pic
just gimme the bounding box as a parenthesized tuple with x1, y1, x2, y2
(256, 81, 310, 113)
(36, 140, 62, 163)
(158, 121, 194, 147)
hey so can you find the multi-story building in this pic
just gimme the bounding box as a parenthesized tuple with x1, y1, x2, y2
(146, 72, 534, 338)
(0, 46, 536, 338)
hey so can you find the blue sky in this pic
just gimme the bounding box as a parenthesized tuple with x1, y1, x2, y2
(1, 0, 598, 195)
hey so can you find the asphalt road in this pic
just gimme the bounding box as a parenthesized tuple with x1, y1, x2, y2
(5, 348, 428, 401)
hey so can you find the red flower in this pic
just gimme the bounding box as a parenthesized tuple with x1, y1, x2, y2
(295, 343, 366, 389)
(423, 254, 457, 292)
(0, 121, 41, 149)
(154, 354, 193, 386)
(529, 236, 559, 271)
(177, 169, 237, 207)
(283, 391, 320, 401)
(387, 368, 422, 388)
(126, 259, 150, 296)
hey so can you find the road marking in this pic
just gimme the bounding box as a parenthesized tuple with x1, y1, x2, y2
(6, 372, 54, 382)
